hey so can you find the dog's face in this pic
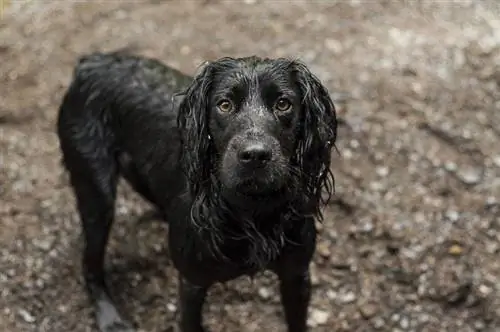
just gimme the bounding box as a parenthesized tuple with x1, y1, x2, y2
(178, 56, 337, 207)
(208, 58, 301, 195)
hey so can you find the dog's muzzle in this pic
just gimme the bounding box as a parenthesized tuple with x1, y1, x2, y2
(237, 142, 273, 168)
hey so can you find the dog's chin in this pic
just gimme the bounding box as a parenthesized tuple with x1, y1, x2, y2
(220, 171, 287, 199)
(235, 178, 284, 197)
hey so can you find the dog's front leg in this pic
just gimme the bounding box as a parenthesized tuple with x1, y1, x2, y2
(178, 276, 208, 332)
(278, 269, 312, 332)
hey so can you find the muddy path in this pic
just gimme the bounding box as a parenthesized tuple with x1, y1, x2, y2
(1, 1, 499, 331)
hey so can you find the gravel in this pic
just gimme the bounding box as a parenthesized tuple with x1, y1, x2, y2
(1, 1, 499, 331)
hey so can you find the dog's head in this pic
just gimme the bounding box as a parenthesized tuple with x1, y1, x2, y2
(177, 56, 337, 216)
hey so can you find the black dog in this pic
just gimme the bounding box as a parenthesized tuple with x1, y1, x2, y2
(56, 51, 337, 332)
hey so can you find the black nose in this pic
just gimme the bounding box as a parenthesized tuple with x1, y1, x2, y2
(238, 143, 272, 165)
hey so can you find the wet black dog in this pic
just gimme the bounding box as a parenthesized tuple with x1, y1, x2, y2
(56, 51, 337, 332)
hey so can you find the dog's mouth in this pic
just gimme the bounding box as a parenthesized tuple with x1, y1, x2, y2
(236, 177, 281, 194)
(224, 180, 289, 207)
(228, 166, 290, 196)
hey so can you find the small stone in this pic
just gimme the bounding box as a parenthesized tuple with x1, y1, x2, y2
(457, 168, 482, 185)
(358, 301, 378, 319)
(486, 196, 497, 206)
(308, 309, 330, 327)
(258, 287, 271, 300)
(370, 181, 385, 192)
(360, 219, 374, 233)
(478, 284, 492, 296)
(474, 320, 486, 330)
(343, 148, 353, 159)
(340, 291, 356, 304)
(317, 242, 331, 258)
(18, 309, 35, 323)
(373, 317, 385, 329)
(326, 290, 337, 300)
(493, 155, 500, 167)
(34, 239, 52, 251)
(486, 242, 498, 254)
(448, 244, 463, 255)
(166, 303, 177, 312)
(376, 166, 389, 177)
(400, 316, 410, 329)
(418, 313, 430, 323)
(444, 161, 457, 172)
(445, 210, 459, 222)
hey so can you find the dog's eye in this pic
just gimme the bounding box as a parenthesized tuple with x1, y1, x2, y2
(274, 98, 292, 112)
(217, 100, 233, 113)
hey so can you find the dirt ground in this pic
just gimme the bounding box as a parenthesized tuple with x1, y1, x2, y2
(1, 1, 499, 331)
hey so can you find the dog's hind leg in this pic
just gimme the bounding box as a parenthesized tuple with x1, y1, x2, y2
(63, 141, 135, 332)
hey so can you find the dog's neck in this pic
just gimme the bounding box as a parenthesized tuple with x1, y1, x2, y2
(189, 183, 306, 268)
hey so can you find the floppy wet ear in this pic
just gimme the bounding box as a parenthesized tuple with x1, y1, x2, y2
(292, 61, 338, 214)
(177, 61, 215, 196)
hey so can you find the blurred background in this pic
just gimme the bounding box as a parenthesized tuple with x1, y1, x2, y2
(0, 1, 499, 331)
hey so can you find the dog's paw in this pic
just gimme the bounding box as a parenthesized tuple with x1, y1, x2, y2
(100, 320, 136, 332)
(96, 299, 136, 332)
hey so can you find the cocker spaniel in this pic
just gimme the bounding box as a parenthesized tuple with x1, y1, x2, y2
(56, 51, 337, 332)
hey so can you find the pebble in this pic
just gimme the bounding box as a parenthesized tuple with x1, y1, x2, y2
(166, 303, 177, 312)
(308, 308, 330, 327)
(376, 166, 389, 177)
(258, 287, 271, 300)
(373, 317, 386, 329)
(327, 290, 337, 300)
(370, 181, 385, 192)
(316, 242, 331, 258)
(339, 291, 356, 304)
(33, 238, 52, 251)
(485, 241, 498, 254)
(400, 316, 410, 329)
(457, 168, 482, 185)
(474, 320, 486, 330)
(359, 218, 374, 233)
(445, 210, 459, 222)
(448, 244, 464, 255)
(358, 301, 378, 319)
(478, 284, 492, 296)
(444, 161, 457, 172)
(18, 308, 35, 323)
(493, 155, 500, 167)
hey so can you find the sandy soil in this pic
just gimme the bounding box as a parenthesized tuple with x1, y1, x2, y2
(1, 1, 499, 331)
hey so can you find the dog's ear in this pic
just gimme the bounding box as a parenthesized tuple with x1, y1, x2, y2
(177, 61, 215, 196)
(292, 61, 337, 215)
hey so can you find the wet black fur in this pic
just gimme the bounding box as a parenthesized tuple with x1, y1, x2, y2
(56, 51, 337, 332)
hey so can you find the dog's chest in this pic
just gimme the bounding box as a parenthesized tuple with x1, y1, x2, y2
(171, 223, 292, 284)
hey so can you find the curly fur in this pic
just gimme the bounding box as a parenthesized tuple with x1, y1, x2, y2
(176, 58, 336, 266)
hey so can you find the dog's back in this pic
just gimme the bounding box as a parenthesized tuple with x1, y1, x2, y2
(57, 52, 192, 211)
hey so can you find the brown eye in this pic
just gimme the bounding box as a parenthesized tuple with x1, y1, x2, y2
(217, 100, 233, 113)
(274, 98, 292, 112)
